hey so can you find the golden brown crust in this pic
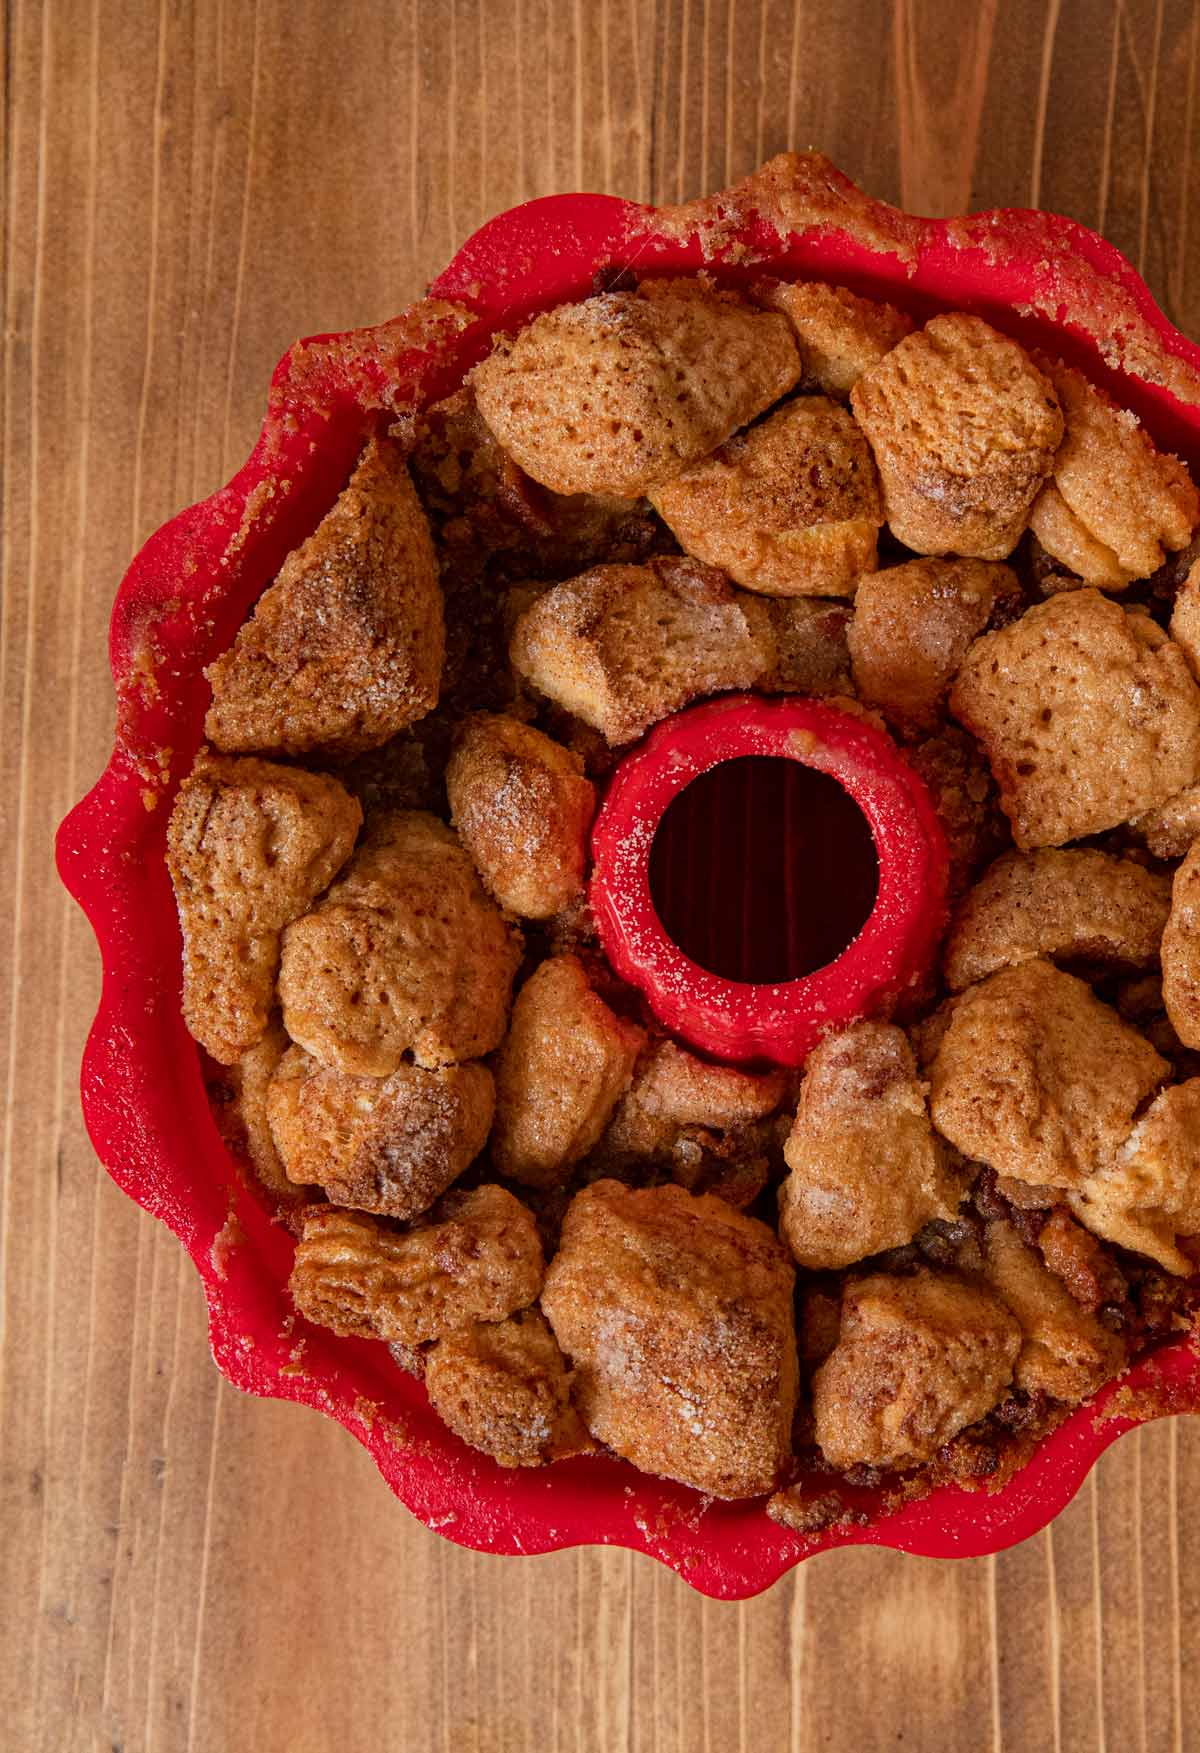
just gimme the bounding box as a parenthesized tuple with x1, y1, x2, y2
(446, 714, 595, 919)
(1028, 360, 1199, 587)
(648, 396, 882, 598)
(980, 1219, 1125, 1403)
(423, 1307, 595, 1467)
(950, 591, 1200, 849)
(289, 1185, 544, 1345)
(1130, 781, 1200, 859)
(1162, 840, 1200, 1049)
(1170, 559, 1200, 678)
(227, 1022, 302, 1203)
(811, 1270, 1021, 1470)
(472, 278, 800, 498)
(929, 959, 1168, 1190)
(847, 557, 1021, 729)
(166, 751, 362, 1063)
(1068, 1080, 1200, 1275)
(603, 1039, 786, 1160)
(540, 1180, 797, 1498)
(1036, 1207, 1128, 1312)
(754, 278, 914, 399)
(850, 314, 1062, 559)
(944, 849, 1171, 992)
(278, 811, 522, 1075)
(779, 1023, 961, 1270)
(205, 436, 444, 757)
(509, 556, 777, 744)
(492, 956, 644, 1188)
(1028, 483, 1133, 591)
(266, 1046, 495, 1220)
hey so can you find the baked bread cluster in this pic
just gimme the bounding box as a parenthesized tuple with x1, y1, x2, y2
(172, 268, 1200, 1521)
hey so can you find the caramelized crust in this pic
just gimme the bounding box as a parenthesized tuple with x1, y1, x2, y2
(950, 591, 1200, 848)
(850, 314, 1062, 559)
(509, 556, 777, 744)
(1028, 360, 1199, 587)
(267, 1046, 495, 1220)
(604, 1039, 786, 1160)
(812, 1270, 1021, 1469)
(424, 1307, 594, 1467)
(847, 557, 1021, 729)
(929, 959, 1167, 1190)
(757, 598, 854, 697)
(779, 1023, 961, 1270)
(278, 811, 522, 1075)
(944, 849, 1171, 992)
(166, 751, 362, 1063)
(1068, 1080, 1200, 1275)
(205, 437, 444, 757)
(1162, 840, 1200, 1049)
(754, 278, 914, 399)
(1036, 1207, 1128, 1313)
(473, 279, 800, 497)
(981, 1219, 1125, 1403)
(446, 714, 595, 919)
(289, 1185, 544, 1345)
(649, 396, 883, 598)
(493, 956, 644, 1188)
(540, 1180, 797, 1498)
(905, 726, 1008, 903)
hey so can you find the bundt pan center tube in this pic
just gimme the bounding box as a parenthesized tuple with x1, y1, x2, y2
(56, 153, 1200, 1599)
(590, 693, 948, 1066)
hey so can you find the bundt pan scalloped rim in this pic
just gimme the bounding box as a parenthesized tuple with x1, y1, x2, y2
(56, 153, 1200, 1601)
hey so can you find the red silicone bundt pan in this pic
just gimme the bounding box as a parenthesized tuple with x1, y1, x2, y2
(56, 156, 1200, 1599)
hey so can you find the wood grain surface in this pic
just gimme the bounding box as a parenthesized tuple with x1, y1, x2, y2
(6, 2, 1200, 1748)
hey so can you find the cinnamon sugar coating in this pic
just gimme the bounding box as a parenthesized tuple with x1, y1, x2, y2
(1068, 1080, 1200, 1276)
(166, 751, 362, 1063)
(648, 395, 883, 598)
(446, 714, 595, 919)
(603, 1039, 786, 1160)
(981, 1219, 1125, 1403)
(1028, 360, 1199, 587)
(473, 278, 800, 498)
(424, 1307, 595, 1467)
(205, 436, 444, 758)
(267, 1046, 495, 1220)
(944, 849, 1171, 992)
(754, 278, 914, 399)
(850, 314, 1062, 559)
(1162, 839, 1200, 1049)
(929, 960, 1168, 1191)
(492, 956, 644, 1188)
(950, 591, 1200, 848)
(812, 1270, 1021, 1470)
(278, 811, 522, 1076)
(510, 555, 777, 744)
(847, 557, 1021, 729)
(289, 1185, 544, 1345)
(779, 1023, 961, 1270)
(541, 1180, 797, 1498)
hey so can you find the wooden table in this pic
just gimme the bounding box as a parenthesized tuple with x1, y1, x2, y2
(6, 2, 1200, 1747)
